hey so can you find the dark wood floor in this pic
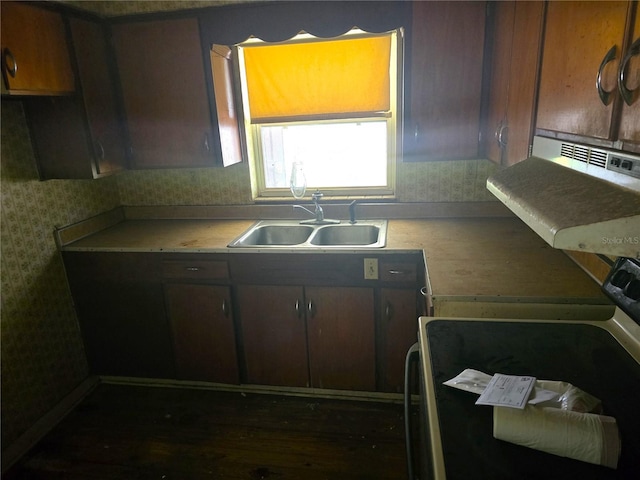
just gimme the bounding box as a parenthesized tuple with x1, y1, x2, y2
(5, 383, 410, 479)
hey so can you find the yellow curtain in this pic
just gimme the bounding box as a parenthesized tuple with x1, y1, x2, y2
(243, 34, 391, 121)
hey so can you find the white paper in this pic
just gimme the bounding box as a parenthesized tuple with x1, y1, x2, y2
(476, 374, 536, 409)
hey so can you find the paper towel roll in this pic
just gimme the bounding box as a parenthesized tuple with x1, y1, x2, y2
(493, 405, 621, 469)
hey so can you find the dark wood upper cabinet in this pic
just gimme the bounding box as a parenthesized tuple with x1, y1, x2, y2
(112, 17, 217, 169)
(1, 1, 75, 95)
(405, 1, 486, 161)
(536, 1, 639, 153)
(483, 1, 544, 166)
(24, 15, 125, 179)
(68, 16, 126, 176)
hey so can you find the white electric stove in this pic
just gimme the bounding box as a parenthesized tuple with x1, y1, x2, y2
(406, 257, 640, 480)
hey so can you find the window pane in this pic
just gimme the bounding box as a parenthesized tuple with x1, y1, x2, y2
(261, 121, 388, 189)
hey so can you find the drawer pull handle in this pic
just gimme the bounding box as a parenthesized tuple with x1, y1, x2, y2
(222, 299, 229, 317)
(596, 45, 617, 106)
(295, 299, 302, 318)
(618, 37, 640, 106)
(185, 267, 200, 271)
(388, 270, 405, 275)
(307, 300, 315, 317)
(385, 301, 392, 320)
(3, 48, 17, 78)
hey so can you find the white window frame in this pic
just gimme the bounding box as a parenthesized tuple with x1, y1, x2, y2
(235, 28, 403, 200)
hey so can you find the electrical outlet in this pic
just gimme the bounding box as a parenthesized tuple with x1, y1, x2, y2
(364, 258, 378, 280)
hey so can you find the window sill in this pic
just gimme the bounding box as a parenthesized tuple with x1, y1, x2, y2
(252, 194, 397, 204)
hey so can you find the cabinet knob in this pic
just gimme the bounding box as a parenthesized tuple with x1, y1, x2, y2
(94, 140, 105, 161)
(222, 298, 229, 317)
(618, 37, 640, 106)
(3, 48, 17, 78)
(307, 300, 315, 317)
(596, 45, 617, 106)
(385, 301, 392, 320)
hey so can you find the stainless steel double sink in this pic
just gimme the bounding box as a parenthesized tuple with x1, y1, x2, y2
(228, 219, 388, 248)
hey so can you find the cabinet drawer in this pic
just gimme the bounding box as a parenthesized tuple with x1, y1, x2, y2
(379, 261, 418, 283)
(162, 260, 229, 281)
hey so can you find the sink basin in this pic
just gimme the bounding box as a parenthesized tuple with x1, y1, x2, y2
(309, 225, 381, 246)
(230, 224, 314, 246)
(228, 220, 387, 248)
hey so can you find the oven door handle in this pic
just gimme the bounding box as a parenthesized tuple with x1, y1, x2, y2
(405, 342, 421, 480)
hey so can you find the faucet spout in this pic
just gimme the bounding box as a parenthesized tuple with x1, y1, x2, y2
(295, 190, 340, 225)
(349, 200, 357, 224)
(293, 204, 315, 217)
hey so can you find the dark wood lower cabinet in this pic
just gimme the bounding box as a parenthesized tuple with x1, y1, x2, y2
(306, 286, 375, 391)
(63, 252, 174, 378)
(237, 285, 376, 391)
(165, 283, 239, 384)
(237, 285, 311, 388)
(378, 288, 422, 393)
(64, 251, 425, 393)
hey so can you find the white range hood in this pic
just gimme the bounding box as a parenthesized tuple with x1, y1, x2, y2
(487, 137, 640, 258)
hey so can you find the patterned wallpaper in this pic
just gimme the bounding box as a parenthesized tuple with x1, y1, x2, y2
(1, 0, 498, 457)
(0, 101, 121, 451)
(115, 158, 498, 205)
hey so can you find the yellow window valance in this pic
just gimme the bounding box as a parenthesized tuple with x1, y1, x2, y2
(242, 33, 392, 122)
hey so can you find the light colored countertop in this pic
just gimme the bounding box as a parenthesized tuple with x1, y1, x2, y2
(62, 215, 610, 307)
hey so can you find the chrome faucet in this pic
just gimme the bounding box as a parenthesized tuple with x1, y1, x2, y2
(349, 200, 357, 224)
(294, 191, 340, 225)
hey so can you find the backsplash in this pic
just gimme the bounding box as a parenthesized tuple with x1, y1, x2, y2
(116, 159, 498, 205)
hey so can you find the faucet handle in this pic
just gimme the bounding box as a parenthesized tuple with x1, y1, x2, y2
(311, 191, 323, 203)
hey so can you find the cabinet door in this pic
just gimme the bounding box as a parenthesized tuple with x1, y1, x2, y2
(0, 1, 75, 94)
(112, 17, 215, 168)
(26, 16, 126, 180)
(618, 8, 640, 153)
(502, 1, 544, 165)
(406, 1, 486, 160)
(237, 285, 309, 387)
(63, 252, 174, 378)
(69, 16, 126, 176)
(165, 284, 239, 384)
(536, 1, 629, 141)
(484, 1, 515, 164)
(306, 286, 375, 391)
(485, 2, 544, 166)
(378, 288, 420, 393)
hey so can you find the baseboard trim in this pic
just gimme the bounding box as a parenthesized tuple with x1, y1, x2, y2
(100, 376, 409, 404)
(1, 376, 100, 473)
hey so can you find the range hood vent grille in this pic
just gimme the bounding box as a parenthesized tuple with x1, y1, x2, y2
(560, 142, 607, 168)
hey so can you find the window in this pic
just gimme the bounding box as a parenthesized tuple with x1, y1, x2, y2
(235, 29, 402, 199)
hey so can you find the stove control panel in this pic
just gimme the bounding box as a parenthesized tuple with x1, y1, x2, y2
(603, 257, 640, 323)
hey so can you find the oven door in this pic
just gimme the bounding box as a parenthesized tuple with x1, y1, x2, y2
(417, 316, 640, 480)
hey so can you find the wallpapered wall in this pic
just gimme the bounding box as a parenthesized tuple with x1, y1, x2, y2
(0, 101, 120, 450)
(1, 0, 499, 455)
